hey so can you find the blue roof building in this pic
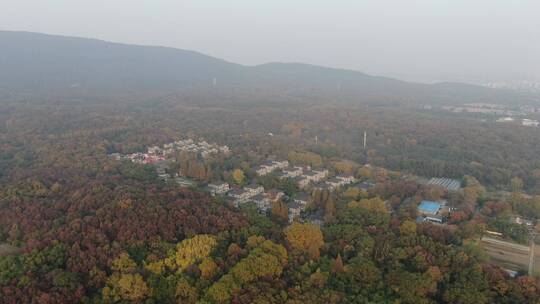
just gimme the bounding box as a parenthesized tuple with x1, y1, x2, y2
(417, 200, 441, 215)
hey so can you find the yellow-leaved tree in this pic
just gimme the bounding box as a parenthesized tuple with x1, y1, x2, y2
(145, 234, 217, 275)
(232, 169, 245, 184)
(284, 222, 324, 260)
(205, 238, 287, 303)
(102, 252, 149, 302)
(348, 197, 387, 213)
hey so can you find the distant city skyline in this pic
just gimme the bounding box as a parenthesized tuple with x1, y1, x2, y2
(1, 0, 539, 84)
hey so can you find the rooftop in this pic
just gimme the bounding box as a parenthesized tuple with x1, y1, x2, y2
(250, 194, 267, 201)
(288, 201, 303, 209)
(427, 177, 461, 191)
(327, 177, 342, 183)
(228, 188, 247, 196)
(295, 193, 310, 202)
(418, 200, 442, 214)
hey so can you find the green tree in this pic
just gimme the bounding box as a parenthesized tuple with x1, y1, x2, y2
(399, 220, 417, 236)
(510, 177, 524, 193)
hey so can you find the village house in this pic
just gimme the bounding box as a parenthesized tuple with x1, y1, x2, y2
(336, 174, 356, 184)
(325, 177, 343, 190)
(147, 146, 161, 155)
(228, 188, 253, 206)
(256, 160, 290, 176)
(313, 182, 332, 191)
(266, 189, 285, 202)
(175, 177, 195, 188)
(294, 193, 310, 207)
(228, 184, 265, 207)
(288, 201, 306, 223)
(158, 173, 170, 180)
(281, 166, 304, 178)
(356, 182, 375, 191)
(108, 153, 123, 160)
(325, 174, 356, 190)
(294, 169, 329, 189)
(244, 184, 264, 196)
(207, 182, 230, 196)
(511, 215, 534, 227)
(305, 210, 325, 227)
(250, 194, 271, 213)
(219, 145, 230, 154)
(295, 176, 311, 189)
(303, 169, 329, 182)
(156, 164, 170, 181)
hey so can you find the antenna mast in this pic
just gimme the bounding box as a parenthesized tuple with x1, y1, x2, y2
(363, 131, 367, 149)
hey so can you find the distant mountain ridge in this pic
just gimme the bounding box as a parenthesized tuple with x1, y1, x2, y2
(0, 30, 537, 105)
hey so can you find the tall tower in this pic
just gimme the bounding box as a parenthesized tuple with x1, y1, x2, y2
(363, 131, 368, 165)
(363, 131, 367, 149)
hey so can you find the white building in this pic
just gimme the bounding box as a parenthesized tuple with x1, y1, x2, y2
(303, 169, 329, 183)
(266, 189, 285, 202)
(295, 177, 311, 189)
(522, 119, 539, 127)
(244, 184, 264, 196)
(147, 146, 161, 155)
(228, 189, 253, 206)
(208, 182, 230, 196)
(228, 184, 265, 207)
(288, 201, 306, 223)
(496, 117, 514, 122)
(281, 166, 304, 178)
(324, 174, 356, 190)
(256, 160, 290, 176)
(251, 194, 271, 213)
(336, 174, 356, 184)
(293, 193, 310, 207)
(325, 177, 343, 190)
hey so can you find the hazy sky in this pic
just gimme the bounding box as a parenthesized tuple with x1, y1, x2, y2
(1, 0, 539, 83)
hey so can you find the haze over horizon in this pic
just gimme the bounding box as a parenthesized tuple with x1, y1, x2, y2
(1, 0, 539, 85)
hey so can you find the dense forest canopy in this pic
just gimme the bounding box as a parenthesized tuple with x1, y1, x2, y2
(1, 91, 540, 303)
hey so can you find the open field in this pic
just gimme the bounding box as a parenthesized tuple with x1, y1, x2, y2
(481, 237, 540, 275)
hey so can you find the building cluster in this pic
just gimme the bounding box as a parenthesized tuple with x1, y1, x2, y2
(208, 182, 286, 215)
(272, 164, 355, 191)
(207, 158, 358, 223)
(256, 160, 290, 176)
(110, 138, 230, 165)
(323, 175, 357, 190)
(510, 215, 534, 228)
(496, 117, 514, 123)
(293, 169, 330, 189)
(439, 103, 540, 121)
(497, 117, 540, 127)
(522, 119, 539, 127)
(113, 146, 361, 225)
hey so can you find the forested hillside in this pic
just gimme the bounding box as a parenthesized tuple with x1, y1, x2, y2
(1, 31, 538, 106)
